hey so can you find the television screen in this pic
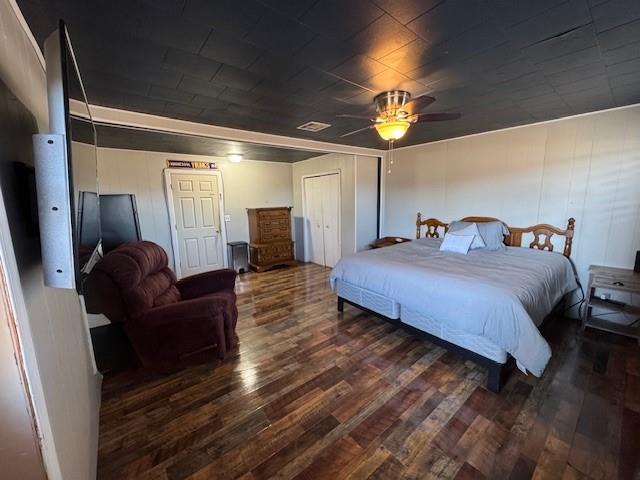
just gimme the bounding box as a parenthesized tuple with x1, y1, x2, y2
(77, 191, 100, 265)
(99, 194, 142, 253)
(65, 34, 100, 289)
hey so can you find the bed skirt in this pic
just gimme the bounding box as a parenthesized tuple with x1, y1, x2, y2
(335, 278, 507, 364)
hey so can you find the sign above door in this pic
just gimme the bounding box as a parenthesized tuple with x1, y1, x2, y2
(166, 160, 216, 169)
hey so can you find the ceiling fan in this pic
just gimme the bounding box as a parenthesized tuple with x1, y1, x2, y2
(338, 90, 461, 141)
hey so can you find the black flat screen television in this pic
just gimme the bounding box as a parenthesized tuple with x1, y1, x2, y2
(99, 194, 142, 253)
(77, 191, 100, 264)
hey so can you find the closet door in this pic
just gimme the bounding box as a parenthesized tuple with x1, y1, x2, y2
(320, 173, 341, 268)
(303, 176, 325, 265)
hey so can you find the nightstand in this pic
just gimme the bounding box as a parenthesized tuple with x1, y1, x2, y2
(582, 265, 640, 343)
(370, 236, 412, 249)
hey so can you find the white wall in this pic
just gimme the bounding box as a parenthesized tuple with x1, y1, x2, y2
(0, 0, 47, 130)
(0, 1, 101, 478)
(292, 153, 355, 260)
(355, 155, 379, 251)
(383, 105, 640, 289)
(97, 148, 293, 270)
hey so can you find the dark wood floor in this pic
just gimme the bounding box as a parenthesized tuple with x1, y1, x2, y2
(98, 263, 640, 480)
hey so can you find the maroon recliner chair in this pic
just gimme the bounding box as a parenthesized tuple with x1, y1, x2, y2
(84, 241, 238, 367)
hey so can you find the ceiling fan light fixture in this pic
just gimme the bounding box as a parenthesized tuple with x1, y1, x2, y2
(375, 120, 410, 141)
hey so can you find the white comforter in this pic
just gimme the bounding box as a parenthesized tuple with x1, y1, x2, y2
(329, 238, 578, 376)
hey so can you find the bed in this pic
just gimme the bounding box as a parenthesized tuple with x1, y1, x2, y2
(329, 215, 578, 392)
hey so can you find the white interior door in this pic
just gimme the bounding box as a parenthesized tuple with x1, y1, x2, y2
(170, 172, 224, 276)
(304, 176, 325, 265)
(320, 173, 340, 268)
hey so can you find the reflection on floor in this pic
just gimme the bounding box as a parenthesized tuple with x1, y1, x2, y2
(98, 263, 640, 479)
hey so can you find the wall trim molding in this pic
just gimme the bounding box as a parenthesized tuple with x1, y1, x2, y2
(70, 100, 384, 158)
(97, 145, 317, 166)
(394, 102, 640, 152)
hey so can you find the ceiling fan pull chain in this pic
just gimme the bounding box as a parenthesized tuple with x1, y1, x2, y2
(387, 139, 394, 174)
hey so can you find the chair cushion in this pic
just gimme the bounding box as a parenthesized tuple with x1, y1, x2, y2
(93, 241, 181, 318)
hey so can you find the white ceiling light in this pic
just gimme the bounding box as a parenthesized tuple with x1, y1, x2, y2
(227, 153, 243, 163)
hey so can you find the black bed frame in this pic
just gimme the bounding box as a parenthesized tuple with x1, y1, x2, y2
(337, 296, 513, 393)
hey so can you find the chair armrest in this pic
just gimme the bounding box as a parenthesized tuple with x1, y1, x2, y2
(176, 268, 237, 299)
(138, 297, 225, 327)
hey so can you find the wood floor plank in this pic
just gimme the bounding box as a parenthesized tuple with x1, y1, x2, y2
(97, 264, 640, 480)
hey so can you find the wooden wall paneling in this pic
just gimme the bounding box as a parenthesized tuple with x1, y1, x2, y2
(563, 116, 596, 281)
(537, 119, 579, 251)
(426, 142, 448, 221)
(354, 155, 379, 252)
(580, 111, 627, 270)
(145, 157, 174, 265)
(603, 108, 640, 269)
(503, 126, 548, 232)
(384, 105, 640, 291)
(381, 148, 416, 235)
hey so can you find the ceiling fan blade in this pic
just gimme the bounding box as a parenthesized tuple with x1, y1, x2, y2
(336, 114, 375, 120)
(404, 95, 436, 114)
(412, 112, 462, 123)
(340, 125, 376, 137)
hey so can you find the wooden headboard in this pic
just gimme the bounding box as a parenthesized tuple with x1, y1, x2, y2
(415, 214, 576, 257)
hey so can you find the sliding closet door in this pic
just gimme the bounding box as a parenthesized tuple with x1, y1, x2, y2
(303, 176, 325, 265)
(320, 173, 340, 268)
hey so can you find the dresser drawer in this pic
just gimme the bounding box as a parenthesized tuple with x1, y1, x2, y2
(259, 218, 289, 230)
(260, 224, 290, 242)
(251, 242, 293, 264)
(258, 210, 289, 220)
(592, 274, 640, 292)
(590, 267, 640, 292)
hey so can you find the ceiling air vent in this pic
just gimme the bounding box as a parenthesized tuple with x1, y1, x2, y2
(296, 121, 331, 132)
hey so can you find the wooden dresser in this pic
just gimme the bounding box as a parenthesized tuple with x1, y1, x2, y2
(247, 207, 296, 272)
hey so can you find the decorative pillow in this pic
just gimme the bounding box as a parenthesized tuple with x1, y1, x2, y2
(440, 233, 475, 254)
(448, 222, 485, 249)
(449, 220, 508, 251)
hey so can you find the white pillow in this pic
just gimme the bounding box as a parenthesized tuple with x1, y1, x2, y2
(449, 220, 507, 251)
(448, 223, 486, 249)
(440, 233, 474, 254)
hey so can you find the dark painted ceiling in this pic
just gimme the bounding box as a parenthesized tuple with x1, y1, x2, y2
(19, 0, 640, 148)
(71, 118, 324, 162)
